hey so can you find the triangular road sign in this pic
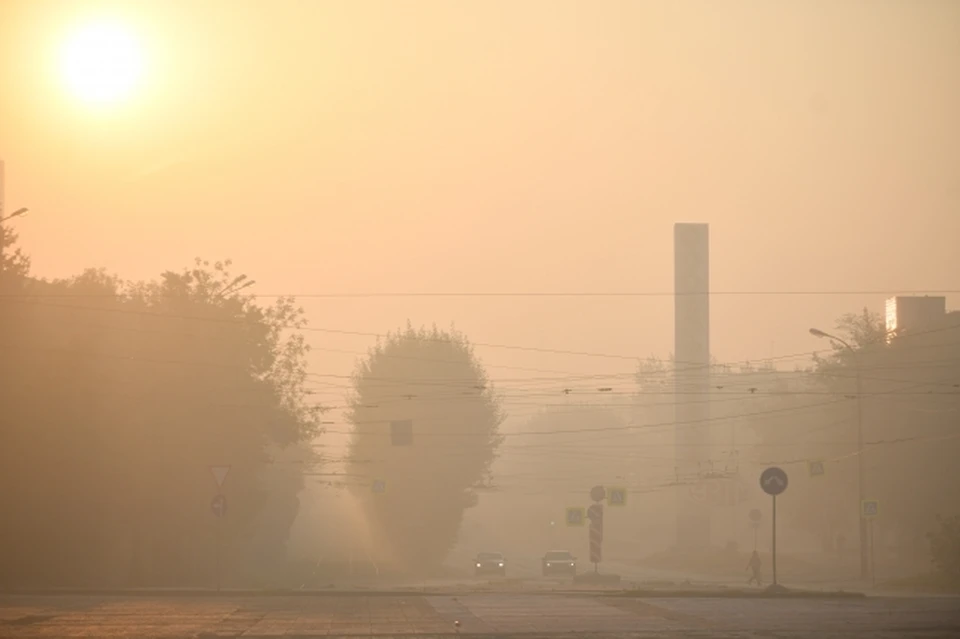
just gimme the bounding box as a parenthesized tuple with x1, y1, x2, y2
(210, 465, 231, 488)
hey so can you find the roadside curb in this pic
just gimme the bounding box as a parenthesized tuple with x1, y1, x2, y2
(610, 588, 867, 599)
(1, 586, 867, 599)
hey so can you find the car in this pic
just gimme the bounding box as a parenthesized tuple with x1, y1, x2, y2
(474, 551, 507, 577)
(541, 550, 577, 577)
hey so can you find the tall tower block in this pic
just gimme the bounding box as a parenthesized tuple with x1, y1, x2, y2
(674, 223, 711, 550)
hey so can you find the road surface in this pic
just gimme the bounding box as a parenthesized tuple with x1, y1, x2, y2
(1, 591, 958, 637)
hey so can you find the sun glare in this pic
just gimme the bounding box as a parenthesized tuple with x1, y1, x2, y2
(60, 20, 144, 106)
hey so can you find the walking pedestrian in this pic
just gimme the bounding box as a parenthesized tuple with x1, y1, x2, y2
(746, 550, 763, 586)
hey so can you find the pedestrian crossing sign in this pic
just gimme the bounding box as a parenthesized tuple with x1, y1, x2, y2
(861, 499, 879, 519)
(372, 479, 386, 494)
(607, 486, 627, 507)
(565, 507, 585, 527)
(808, 460, 826, 477)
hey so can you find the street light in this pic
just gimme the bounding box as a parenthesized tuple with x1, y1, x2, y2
(809, 327, 868, 580)
(0, 207, 29, 223)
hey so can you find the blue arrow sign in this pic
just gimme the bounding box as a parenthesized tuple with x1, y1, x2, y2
(760, 467, 789, 496)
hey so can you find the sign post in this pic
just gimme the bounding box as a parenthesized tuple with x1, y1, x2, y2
(209, 466, 230, 591)
(760, 467, 788, 590)
(587, 503, 603, 570)
(588, 486, 605, 572)
(861, 500, 879, 586)
(210, 494, 227, 590)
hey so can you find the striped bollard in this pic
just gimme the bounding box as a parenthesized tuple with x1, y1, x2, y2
(587, 503, 603, 569)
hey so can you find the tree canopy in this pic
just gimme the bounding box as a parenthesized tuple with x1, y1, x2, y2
(0, 254, 320, 587)
(809, 308, 960, 563)
(346, 324, 503, 570)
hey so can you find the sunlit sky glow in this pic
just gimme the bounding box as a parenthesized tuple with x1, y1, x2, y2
(60, 18, 144, 106)
(1, 0, 958, 409)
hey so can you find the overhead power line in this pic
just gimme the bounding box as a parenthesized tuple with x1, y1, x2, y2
(11, 298, 960, 368)
(6, 288, 960, 298)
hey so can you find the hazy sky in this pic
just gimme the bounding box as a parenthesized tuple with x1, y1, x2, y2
(2, 0, 958, 428)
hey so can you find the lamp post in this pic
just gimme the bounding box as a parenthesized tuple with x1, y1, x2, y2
(809, 327, 868, 580)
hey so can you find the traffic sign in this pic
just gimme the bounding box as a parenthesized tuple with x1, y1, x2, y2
(211, 494, 227, 518)
(210, 466, 231, 489)
(589, 525, 602, 563)
(760, 467, 789, 496)
(749, 508, 762, 523)
(372, 479, 386, 494)
(607, 486, 627, 507)
(587, 503, 604, 524)
(808, 460, 826, 477)
(590, 485, 606, 502)
(759, 468, 789, 588)
(565, 506, 585, 526)
(861, 499, 879, 519)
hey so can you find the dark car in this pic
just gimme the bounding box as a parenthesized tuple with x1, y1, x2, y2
(541, 550, 577, 577)
(474, 551, 507, 577)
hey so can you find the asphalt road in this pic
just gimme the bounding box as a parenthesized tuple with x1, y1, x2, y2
(1, 592, 958, 638)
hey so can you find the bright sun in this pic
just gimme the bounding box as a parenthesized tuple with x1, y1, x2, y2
(60, 20, 144, 106)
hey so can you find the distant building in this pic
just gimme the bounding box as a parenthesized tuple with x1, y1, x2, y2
(885, 296, 947, 338)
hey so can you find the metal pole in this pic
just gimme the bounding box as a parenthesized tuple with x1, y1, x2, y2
(215, 517, 221, 591)
(772, 494, 778, 586)
(853, 351, 868, 580)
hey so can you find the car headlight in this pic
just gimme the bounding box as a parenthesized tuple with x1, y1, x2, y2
(546, 562, 552, 567)
(569, 562, 575, 566)
(476, 563, 481, 567)
(498, 562, 504, 567)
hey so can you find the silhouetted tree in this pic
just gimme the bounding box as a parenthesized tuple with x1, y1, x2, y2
(0, 254, 320, 587)
(807, 307, 960, 566)
(346, 325, 503, 570)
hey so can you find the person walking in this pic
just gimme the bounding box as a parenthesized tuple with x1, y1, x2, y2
(746, 550, 763, 586)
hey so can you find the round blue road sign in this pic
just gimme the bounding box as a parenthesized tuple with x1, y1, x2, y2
(760, 467, 788, 496)
(211, 494, 227, 518)
(590, 485, 606, 502)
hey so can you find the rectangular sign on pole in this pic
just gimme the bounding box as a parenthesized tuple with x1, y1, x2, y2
(607, 487, 627, 507)
(589, 528, 602, 564)
(565, 507, 585, 527)
(861, 500, 879, 519)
